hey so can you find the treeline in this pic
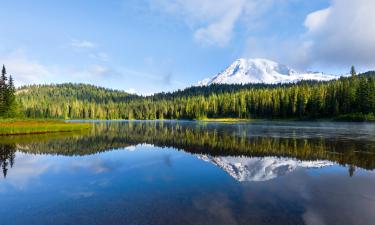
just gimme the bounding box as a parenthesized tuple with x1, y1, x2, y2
(19, 83, 138, 103)
(0, 65, 19, 117)
(18, 83, 139, 119)
(17, 70, 375, 121)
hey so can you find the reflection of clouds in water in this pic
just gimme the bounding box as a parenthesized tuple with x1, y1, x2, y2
(0, 147, 181, 191)
(121, 158, 166, 172)
(303, 209, 326, 225)
(193, 192, 237, 225)
(124, 144, 155, 152)
(70, 159, 113, 174)
(0, 153, 56, 190)
(124, 146, 136, 151)
(238, 169, 375, 225)
(63, 191, 95, 199)
(299, 174, 375, 225)
(89, 179, 110, 188)
(0, 153, 115, 190)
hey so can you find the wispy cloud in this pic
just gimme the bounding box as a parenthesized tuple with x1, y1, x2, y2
(71, 65, 119, 81)
(89, 52, 109, 61)
(70, 39, 95, 49)
(149, 0, 276, 47)
(0, 50, 54, 86)
(70, 39, 109, 62)
(150, 0, 244, 46)
(0, 49, 173, 94)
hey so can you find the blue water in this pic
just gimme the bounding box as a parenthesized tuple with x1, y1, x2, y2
(0, 121, 374, 225)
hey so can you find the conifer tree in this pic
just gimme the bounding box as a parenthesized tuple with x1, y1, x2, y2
(0, 65, 19, 117)
(0, 65, 8, 115)
(5, 75, 16, 116)
(350, 65, 357, 77)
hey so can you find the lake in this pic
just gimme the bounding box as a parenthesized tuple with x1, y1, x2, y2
(0, 121, 375, 225)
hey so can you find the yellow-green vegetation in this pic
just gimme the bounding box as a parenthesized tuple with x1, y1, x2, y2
(197, 118, 255, 123)
(0, 119, 92, 136)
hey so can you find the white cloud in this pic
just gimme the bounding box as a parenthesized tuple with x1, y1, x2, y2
(72, 65, 113, 80)
(0, 50, 119, 87)
(70, 39, 95, 49)
(0, 50, 53, 86)
(303, 0, 375, 67)
(151, 0, 271, 46)
(304, 8, 331, 33)
(241, 0, 375, 71)
(70, 39, 109, 62)
(0, 49, 172, 94)
(193, 5, 243, 46)
(89, 52, 109, 61)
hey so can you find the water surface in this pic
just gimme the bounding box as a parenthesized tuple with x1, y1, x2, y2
(0, 121, 374, 225)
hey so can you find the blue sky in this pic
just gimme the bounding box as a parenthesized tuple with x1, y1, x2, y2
(0, 0, 374, 94)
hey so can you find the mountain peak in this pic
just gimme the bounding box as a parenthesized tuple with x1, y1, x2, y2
(198, 58, 335, 85)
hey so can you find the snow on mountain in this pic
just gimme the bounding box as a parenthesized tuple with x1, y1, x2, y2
(198, 58, 336, 85)
(198, 155, 333, 182)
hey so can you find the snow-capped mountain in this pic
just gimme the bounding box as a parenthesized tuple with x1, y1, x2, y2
(198, 155, 333, 182)
(198, 58, 336, 85)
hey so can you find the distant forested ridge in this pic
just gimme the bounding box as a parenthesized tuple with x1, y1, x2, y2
(17, 71, 375, 121)
(18, 83, 139, 119)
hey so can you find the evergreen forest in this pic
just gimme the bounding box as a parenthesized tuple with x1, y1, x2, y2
(15, 70, 375, 121)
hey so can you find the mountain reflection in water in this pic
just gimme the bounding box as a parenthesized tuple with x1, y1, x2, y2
(1, 121, 374, 179)
(0, 121, 375, 225)
(198, 155, 333, 182)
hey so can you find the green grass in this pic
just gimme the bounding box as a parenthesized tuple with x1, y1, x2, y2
(0, 119, 92, 136)
(335, 113, 375, 122)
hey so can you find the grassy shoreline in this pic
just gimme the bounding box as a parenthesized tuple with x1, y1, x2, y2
(196, 118, 256, 123)
(0, 119, 92, 136)
(195, 115, 375, 123)
(1, 115, 372, 136)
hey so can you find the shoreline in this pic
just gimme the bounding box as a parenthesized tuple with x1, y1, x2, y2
(0, 120, 92, 136)
(1, 115, 373, 136)
(67, 117, 374, 123)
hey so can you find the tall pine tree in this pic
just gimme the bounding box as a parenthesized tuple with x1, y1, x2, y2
(350, 65, 357, 77)
(0, 65, 8, 114)
(5, 75, 17, 116)
(0, 65, 19, 117)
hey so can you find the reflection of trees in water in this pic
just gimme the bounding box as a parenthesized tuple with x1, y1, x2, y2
(1, 122, 374, 178)
(349, 165, 356, 177)
(0, 144, 16, 178)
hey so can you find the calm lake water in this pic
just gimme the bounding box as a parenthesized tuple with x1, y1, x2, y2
(0, 121, 375, 225)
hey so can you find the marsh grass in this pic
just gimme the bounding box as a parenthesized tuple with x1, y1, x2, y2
(0, 119, 92, 136)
